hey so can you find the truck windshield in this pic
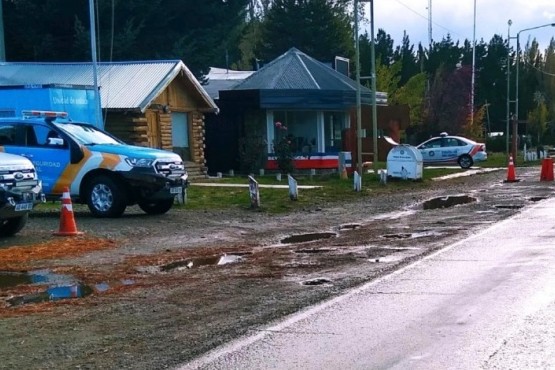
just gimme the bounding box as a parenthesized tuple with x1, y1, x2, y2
(54, 123, 122, 145)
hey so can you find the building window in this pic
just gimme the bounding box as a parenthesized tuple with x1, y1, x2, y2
(324, 112, 347, 152)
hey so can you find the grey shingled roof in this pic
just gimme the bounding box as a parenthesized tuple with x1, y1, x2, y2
(0, 60, 218, 112)
(232, 48, 386, 102)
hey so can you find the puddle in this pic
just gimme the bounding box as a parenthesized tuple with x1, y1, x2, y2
(369, 210, 416, 221)
(161, 254, 244, 271)
(0, 270, 134, 306)
(339, 223, 362, 231)
(7, 284, 93, 306)
(370, 255, 404, 263)
(529, 197, 547, 202)
(0, 271, 32, 289)
(494, 204, 524, 209)
(294, 248, 335, 254)
(382, 233, 411, 239)
(281, 232, 336, 244)
(0, 270, 94, 307)
(301, 278, 332, 286)
(0, 269, 79, 288)
(367, 247, 402, 259)
(423, 195, 476, 210)
(382, 230, 442, 240)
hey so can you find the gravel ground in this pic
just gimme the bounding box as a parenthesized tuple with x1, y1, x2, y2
(0, 166, 552, 369)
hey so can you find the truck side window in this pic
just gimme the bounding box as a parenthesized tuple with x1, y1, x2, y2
(0, 124, 16, 145)
(34, 126, 67, 148)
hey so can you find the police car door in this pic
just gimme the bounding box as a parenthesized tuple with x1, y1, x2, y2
(419, 138, 442, 163)
(11, 124, 71, 195)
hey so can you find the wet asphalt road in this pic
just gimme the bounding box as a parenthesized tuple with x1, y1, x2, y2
(181, 195, 555, 369)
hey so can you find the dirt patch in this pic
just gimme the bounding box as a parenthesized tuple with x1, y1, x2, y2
(0, 237, 117, 270)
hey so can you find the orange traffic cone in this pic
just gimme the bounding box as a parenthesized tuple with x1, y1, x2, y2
(540, 158, 554, 181)
(53, 187, 83, 236)
(505, 155, 518, 183)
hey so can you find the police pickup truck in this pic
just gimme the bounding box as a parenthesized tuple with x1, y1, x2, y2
(0, 110, 187, 218)
(0, 151, 44, 236)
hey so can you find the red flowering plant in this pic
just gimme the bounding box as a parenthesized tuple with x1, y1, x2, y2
(273, 121, 295, 174)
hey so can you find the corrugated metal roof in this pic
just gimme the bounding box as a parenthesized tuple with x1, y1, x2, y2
(232, 48, 387, 103)
(0, 60, 218, 112)
(204, 67, 255, 100)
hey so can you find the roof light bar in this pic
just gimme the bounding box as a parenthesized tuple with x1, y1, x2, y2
(22, 110, 69, 119)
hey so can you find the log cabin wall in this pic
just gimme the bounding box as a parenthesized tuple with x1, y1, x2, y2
(105, 77, 211, 176)
(105, 112, 149, 146)
(150, 79, 208, 171)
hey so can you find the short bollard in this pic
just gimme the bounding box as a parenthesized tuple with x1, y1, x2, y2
(353, 171, 362, 192)
(248, 175, 260, 208)
(288, 175, 298, 201)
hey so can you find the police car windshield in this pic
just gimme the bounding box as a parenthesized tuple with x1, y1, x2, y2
(54, 123, 121, 145)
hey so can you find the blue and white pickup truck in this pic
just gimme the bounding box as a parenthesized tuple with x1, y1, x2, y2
(0, 110, 188, 218)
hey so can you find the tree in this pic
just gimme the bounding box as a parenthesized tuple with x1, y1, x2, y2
(393, 32, 419, 86)
(257, 0, 354, 65)
(527, 92, 549, 145)
(394, 72, 426, 127)
(425, 64, 473, 137)
(4, 0, 250, 78)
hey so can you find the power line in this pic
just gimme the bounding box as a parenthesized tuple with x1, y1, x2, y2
(525, 59, 555, 77)
(393, 0, 464, 40)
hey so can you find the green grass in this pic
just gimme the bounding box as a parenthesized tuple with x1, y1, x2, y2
(482, 151, 543, 168)
(180, 166, 463, 214)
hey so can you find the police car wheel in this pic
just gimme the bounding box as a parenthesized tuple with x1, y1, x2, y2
(86, 175, 127, 218)
(0, 214, 28, 237)
(138, 198, 174, 215)
(458, 154, 473, 169)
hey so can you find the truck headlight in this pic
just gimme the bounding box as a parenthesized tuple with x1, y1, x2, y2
(125, 158, 155, 167)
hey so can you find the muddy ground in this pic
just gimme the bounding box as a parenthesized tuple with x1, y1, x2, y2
(0, 166, 552, 369)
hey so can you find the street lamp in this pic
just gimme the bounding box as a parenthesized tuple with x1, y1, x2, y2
(515, 22, 555, 153)
(506, 19, 514, 156)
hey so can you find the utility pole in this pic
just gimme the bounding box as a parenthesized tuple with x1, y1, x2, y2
(370, 0, 378, 174)
(354, 0, 363, 175)
(0, 0, 6, 62)
(89, 0, 103, 129)
(470, 0, 476, 129)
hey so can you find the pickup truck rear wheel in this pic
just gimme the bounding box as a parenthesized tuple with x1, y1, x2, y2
(86, 175, 127, 218)
(138, 198, 174, 215)
(0, 214, 28, 237)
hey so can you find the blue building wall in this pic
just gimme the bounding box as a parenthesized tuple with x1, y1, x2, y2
(0, 85, 99, 127)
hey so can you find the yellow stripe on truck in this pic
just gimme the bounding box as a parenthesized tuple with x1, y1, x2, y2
(52, 147, 93, 194)
(99, 153, 121, 170)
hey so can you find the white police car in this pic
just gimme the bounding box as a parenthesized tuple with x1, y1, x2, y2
(416, 132, 487, 169)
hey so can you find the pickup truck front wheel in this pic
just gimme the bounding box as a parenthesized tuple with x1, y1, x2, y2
(86, 175, 127, 218)
(138, 198, 174, 215)
(0, 214, 28, 237)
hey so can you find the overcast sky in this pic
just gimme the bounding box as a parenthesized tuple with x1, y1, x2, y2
(368, 0, 555, 51)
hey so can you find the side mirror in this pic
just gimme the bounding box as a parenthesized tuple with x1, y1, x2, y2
(48, 137, 65, 146)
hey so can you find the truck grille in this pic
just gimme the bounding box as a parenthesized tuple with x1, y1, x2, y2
(155, 160, 186, 179)
(0, 168, 36, 187)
